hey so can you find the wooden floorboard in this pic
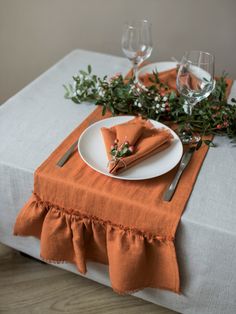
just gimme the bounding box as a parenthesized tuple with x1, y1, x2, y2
(0, 243, 178, 314)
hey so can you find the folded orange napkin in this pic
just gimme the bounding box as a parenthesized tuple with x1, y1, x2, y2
(139, 66, 233, 99)
(139, 68, 205, 93)
(101, 117, 173, 175)
(139, 68, 177, 92)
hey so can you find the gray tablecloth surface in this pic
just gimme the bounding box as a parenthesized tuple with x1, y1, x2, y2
(0, 49, 236, 314)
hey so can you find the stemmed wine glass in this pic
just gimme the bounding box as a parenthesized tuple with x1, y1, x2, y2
(176, 50, 215, 143)
(121, 20, 153, 83)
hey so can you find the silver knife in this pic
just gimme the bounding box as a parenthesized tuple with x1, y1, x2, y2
(56, 119, 98, 168)
(163, 147, 195, 202)
(56, 140, 78, 167)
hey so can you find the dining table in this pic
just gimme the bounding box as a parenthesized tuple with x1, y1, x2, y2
(0, 49, 236, 314)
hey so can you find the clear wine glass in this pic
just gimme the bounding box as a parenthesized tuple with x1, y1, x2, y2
(176, 50, 215, 143)
(121, 20, 152, 82)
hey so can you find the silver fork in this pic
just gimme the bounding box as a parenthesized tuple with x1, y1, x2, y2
(56, 119, 97, 167)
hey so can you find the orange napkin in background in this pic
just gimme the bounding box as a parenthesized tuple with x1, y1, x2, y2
(140, 68, 207, 93)
(139, 68, 177, 92)
(101, 117, 173, 175)
(138, 66, 233, 99)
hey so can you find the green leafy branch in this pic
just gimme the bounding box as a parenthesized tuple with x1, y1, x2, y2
(64, 65, 236, 143)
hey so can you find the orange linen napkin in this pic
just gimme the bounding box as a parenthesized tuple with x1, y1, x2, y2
(139, 68, 177, 92)
(138, 66, 233, 99)
(101, 117, 173, 174)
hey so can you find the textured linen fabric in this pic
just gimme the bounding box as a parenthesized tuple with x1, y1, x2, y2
(14, 104, 210, 293)
(0, 50, 236, 313)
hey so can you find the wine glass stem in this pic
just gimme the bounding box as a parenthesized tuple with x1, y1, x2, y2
(132, 61, 139, 82)
(185, 99, 195, 130)
(187, 99, 197, 116)
(180, 99, 200, 144)
(187, 104, 192, 116)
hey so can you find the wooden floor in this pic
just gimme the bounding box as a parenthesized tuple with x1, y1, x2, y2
(0, 243, 178, 314)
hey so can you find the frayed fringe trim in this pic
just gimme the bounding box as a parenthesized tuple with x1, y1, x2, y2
(112, 285, 180, 295)
(33, 192, 173, 243)
(40, 256, 68, 265)
(39, 255, 180, 295)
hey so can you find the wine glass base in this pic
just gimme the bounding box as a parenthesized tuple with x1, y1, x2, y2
(179, 132, 201, 145)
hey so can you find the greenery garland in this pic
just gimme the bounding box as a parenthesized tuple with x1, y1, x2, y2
(63, 65, 236, 146)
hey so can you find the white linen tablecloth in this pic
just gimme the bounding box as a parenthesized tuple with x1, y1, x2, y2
(0, 49, 236, 314)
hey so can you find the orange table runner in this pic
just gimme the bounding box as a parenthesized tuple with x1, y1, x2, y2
(14, 66, 233, 294)
(14, 106, 210, 294)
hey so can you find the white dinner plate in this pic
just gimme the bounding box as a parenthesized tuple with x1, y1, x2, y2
(78, 116, 183, 181)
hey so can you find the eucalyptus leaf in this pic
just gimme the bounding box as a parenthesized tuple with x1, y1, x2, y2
(79, 70, 87, 76)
